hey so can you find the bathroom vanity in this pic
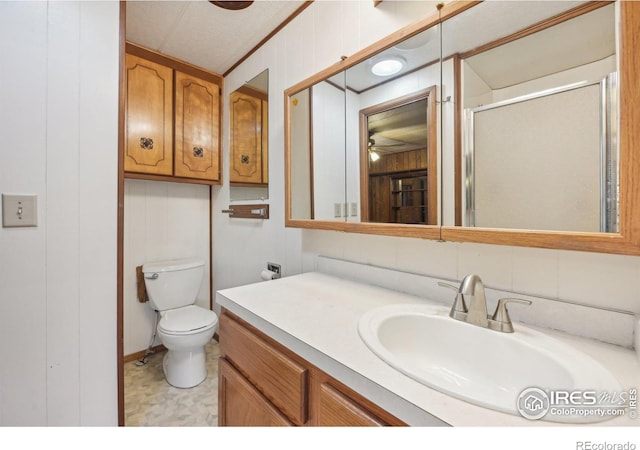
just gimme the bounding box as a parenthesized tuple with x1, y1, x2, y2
(218, 311, 405, 426)
(216, 262, 639, 427)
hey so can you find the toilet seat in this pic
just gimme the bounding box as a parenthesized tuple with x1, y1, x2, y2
(158, 305, 218, 336)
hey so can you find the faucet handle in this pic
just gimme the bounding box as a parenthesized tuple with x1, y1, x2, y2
(491, 298, 532, 332)
(438, 281, 468, 318)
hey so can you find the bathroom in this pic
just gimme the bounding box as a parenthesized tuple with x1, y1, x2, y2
(0, 0, 638, 447)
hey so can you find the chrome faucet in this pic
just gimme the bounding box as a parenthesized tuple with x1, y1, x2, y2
(459, 274, 489, 327)
(438, 274, 531, 333)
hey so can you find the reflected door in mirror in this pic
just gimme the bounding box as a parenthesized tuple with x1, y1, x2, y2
(360, 87, 437, 225)
(230, 87, 268, 185)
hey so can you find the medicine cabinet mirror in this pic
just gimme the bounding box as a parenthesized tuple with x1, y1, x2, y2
(285, 1, 640, 255)
(286, 12, 443, 239)
(442, 1, 617, 233)
(230, 69, 269, 201)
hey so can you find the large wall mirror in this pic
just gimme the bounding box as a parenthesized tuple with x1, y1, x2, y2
(289, 71, 347, 220)
(286, 12, 443, 238)
(442, 1, 617, 233)
(285, 1, 640, 254)
(230, 69, 269, 201)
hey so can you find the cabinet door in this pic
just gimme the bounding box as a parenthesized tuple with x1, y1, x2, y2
(124, 54, 173, 175)
(174, 71, 220, 181)
(261, 99, 269, 184)
(219, 313, 308, 425)
(317, 383, 386, 426)
(230, 91, 264, 184)
(219, 358, 293, 426)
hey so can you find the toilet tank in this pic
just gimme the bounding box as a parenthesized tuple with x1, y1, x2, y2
(142, 258, 205, 311)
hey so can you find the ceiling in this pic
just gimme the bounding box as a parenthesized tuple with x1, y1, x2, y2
(125, 0, 307, 76)
(368, 99, 428, 156)
(127, 1, 612, 159)
(463, 3, 614, 90)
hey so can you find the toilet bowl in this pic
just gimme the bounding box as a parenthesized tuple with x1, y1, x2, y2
(142, 258, 219, 388)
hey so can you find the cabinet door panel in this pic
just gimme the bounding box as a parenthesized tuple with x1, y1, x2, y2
(219, 358, 293, 426)
(230, 91, 263, 184)
(125, 54, 173, 175)
(262, 99, 269, 183)
(174, 71, 220, 181)
(317, 383, 386, 426)
(220, 314, 308, 425)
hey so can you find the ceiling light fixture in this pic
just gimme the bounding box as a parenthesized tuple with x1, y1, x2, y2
(210, 1, 254, 11)
(371, 56, 406, 77)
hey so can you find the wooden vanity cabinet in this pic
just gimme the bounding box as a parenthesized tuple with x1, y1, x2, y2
(218, 311, 405, 426)
(124, 43, 222, 184)
(229, 87, 268, 185)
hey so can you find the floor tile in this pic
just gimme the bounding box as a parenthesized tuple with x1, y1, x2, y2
(124, 340, 219, 427)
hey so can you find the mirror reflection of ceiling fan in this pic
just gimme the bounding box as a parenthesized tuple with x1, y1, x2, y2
(367, 98, 429, 161)
(368, 132, 426, 161)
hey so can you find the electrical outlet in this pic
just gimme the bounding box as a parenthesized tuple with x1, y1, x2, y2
(334, 203, 343, 218)
(267, 262, 281, 279)
(350, 202, 358, 217)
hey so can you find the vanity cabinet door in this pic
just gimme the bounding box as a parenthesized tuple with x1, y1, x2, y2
(124, 54, 173, 175)
(219, 358, 293, 426)
(218, 311, 406, 427)
(229, 91, 265, 184)
(174, 71, 220, 181)
(317, 383, 386, 426)
(219, 313, 309, 425)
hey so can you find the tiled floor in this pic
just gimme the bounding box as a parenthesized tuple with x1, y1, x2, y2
(124, 339, 219, 426)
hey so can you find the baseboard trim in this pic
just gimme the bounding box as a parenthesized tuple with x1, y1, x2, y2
(123, 344, 166, 363)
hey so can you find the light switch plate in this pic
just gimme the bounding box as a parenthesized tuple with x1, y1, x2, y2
(2, 194, 37, 227)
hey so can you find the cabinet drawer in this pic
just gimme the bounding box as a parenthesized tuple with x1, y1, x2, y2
(317, 383, 386, 426)
(219, 313, 308, 425)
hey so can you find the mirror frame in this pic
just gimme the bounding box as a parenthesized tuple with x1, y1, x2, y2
(284, 1, 640, 255)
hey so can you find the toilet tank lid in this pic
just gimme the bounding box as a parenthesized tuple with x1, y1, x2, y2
(142, 258, 205, 273)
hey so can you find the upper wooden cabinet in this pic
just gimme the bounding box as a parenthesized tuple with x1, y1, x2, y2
(124, 54, 174, 176)
(229, 87, 268, 185)
(174, 71, 220, 180)
(124, 43, 223, 184)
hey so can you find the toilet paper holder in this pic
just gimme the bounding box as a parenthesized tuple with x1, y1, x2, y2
(221, 204, 269, 219)
(266, 262, 281, 279)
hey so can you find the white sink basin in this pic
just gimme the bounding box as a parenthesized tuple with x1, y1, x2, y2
(358, 303, 622, 423)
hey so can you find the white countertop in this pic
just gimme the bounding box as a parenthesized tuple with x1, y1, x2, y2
(216, 272, 639, 426)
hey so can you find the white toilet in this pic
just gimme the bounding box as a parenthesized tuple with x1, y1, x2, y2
(142, 258, 218, 388)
